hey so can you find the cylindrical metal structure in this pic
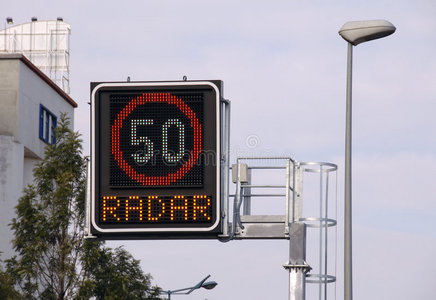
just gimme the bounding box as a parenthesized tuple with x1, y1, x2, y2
(299, 162, 338, 300)
(288, 268, 308, 300)
(284, 223, 311, 300)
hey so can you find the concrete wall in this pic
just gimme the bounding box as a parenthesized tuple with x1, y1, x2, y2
(0, 56, 75, 261)
(18, 60, 74, 158)
(0, 135, 24, 260)
(0, 59, 20, 140)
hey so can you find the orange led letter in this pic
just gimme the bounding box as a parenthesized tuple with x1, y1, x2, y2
(170, 196, 189, 221)
(147, 196, 165, 221)
(125, 196, 143, 221)
(193, 195, 211, 221)
(102, 196, 121, 221)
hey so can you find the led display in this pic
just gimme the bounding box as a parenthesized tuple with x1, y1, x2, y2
(90, 81, 222, 238)
(109, 92, 203, 187)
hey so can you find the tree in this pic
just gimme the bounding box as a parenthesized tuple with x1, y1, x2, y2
(6, 115, 161, 299)
(0, 263, 23, 300)
(78, 244, 161, 300)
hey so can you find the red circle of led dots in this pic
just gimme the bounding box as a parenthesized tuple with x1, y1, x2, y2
(111, 93, 202, 186)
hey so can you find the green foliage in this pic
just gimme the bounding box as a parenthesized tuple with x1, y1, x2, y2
(6, 114, 162, 299)
(0, 264, 23, 300)
(78, 243, 161, 300)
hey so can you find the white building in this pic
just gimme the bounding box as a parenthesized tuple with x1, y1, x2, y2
(0, 54, 77, 261)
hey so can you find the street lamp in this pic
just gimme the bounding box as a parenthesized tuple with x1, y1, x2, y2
(161, 275, 218, 299)
(338, 20, 395, 300)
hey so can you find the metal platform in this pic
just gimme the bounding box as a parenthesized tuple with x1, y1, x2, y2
(220, 157, 338, 300)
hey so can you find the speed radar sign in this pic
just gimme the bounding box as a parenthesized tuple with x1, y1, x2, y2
(90, 81, 222, 239)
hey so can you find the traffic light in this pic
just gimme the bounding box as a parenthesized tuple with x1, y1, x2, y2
(90, 81, 222, 239)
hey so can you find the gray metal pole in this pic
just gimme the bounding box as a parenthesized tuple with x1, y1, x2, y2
(288, 268, 307, 300)
(284, 223, 311, 300)
(344, 42, 353, 300)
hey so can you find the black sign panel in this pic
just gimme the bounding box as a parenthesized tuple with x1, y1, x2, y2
(90, 81, 222, 239)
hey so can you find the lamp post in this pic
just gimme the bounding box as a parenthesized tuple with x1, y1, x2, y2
(161, 275, 218, 300)
(338, 20, 395, 300)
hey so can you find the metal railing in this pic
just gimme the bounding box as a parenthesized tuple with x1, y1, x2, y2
(222, 157, 337, 300)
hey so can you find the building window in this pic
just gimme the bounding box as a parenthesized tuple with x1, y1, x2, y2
(39, 104, 57, 144)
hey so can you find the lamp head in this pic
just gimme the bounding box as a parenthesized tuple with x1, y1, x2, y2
(201, 281, 218, 290)
(339, 20, 396, 46)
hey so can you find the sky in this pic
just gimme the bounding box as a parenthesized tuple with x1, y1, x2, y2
(3, 0, 436, 299)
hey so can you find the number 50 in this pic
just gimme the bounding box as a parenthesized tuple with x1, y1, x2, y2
(131, 118, 185, 164)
